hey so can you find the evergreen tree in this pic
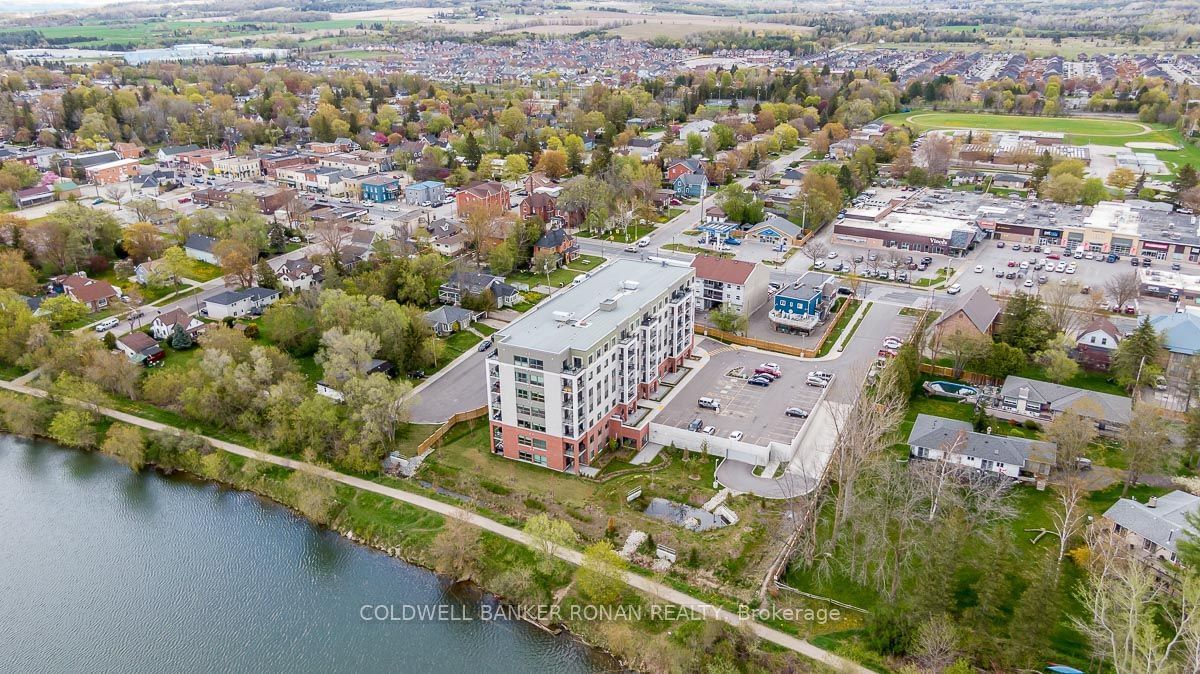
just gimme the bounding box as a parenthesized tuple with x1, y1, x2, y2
(463, 132, 482, 170)
(170, 324, 193, 350)
(1111, 317, 1163, 389)
(996, 292, 1056, 355)
(256, 259, 279, 291)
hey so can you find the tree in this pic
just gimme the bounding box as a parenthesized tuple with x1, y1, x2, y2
(122, 221, 166, 262)
(41, 295, 87, 329)
(48, 408, 97, 448)
(1120, 410, 1175, 497)
(256, 259, 279, 291)
(923, 133, 953, 177)
(343, 373, 413, 451)
(709, 305, 747, 335)
(798, 240, 829, 268)
(316, 327, 380, 385)
(1042, 173, 1084, 204)
(1036, 334, 1081, 383)
(0, 248, 37, 294)
(575, 540, 626, 605)
(156, 246, 192, 288)
(1111, 317, 1162, 390)
(1107, 167, 1137, 191)
(102, 423, 146, 471)
(170, 324, 194, 350)
(997, 292, 1056, 356)
(502, 154, 529, 181)
(1081, 177, 1109, 206)
(968, 342, 1027, 379)
(487, 242, 515, 276)
(429, 520, 482, 582)
(1044, 403, 1099, 479)
(936, 328, 991, 378)
(0, 288, 39, 366)
(214, 238, 257, 288)
(1050, 475, 1087, 562)
(913, 615, 961, 673)
(1104, 271, 1141, 312)
(1039, 280, 1087, 334)
(535, 149, 567, 179)
(523, 513, 577, 573)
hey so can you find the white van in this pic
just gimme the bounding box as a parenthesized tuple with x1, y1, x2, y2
(94, 317, 120, 332)
(637, 237, 651, 248)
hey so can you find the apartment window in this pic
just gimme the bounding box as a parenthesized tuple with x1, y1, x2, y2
(530, 391, 544, 403)
(513, 355, 544, 370)
(532, 438, 547, 450)
(517, 435, 534, 447)
(516, 388, 530, 400)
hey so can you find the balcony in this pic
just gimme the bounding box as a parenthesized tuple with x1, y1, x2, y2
(768, 310, 821, 331)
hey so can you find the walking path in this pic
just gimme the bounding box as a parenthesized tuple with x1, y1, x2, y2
(0, 376, 870, 674)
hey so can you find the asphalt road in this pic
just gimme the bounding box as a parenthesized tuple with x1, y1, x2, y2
(407, 345, 490, 424)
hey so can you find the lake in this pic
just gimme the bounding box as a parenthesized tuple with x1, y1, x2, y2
(0, 434, 610, 673)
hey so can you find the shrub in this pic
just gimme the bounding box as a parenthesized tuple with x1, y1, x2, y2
(243, 324, 260, 339)
(480, 479, 511, 495)
(1023, 419, 1041, 431)
(523, 497, 546, 511)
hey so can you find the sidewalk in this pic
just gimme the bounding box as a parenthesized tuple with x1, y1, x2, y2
(0, 375, 870, 674)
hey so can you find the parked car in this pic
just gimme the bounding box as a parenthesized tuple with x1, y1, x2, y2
(882, 337, 903, 350)
(729, 430, 744, 441)
(809, 370, 834, 381)
(408, 370, 426, 380)
(698, 397, 721, 410)
(813, 260, 827, 269)
(827, 251, 838, 259)
(996, 241, 1005, 248)
(94, 317, 119, 332)
(755, 366, 782, 378)
(1007, 260, 1016, 267)
(477, 339, 493, 352)
(806, 375, 830, 388)
(974, 265, 984, 273)
(747, 376, 771, 387)
(1141, 257, 1152, 268)
(785, 407, 809, 418)
(1130, 257, 1141, 266)
(878, 347, 898, 358)
(687, 418, 704, 432)
(1171, 263, 1182, 271)
(702, 425, 716, 435)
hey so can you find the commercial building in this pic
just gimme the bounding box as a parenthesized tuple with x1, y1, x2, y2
(832, 188, 984, 256)
(213, 155, 262, 180)
(356, 174, 401, 203)
(485, 259, 695, 473)
(192, 182, 296, 215)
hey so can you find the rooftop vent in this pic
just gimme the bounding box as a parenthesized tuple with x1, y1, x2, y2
(622, 280, 640, 291)
(599, 298, 618, 312)
(552, 311, 576, 323)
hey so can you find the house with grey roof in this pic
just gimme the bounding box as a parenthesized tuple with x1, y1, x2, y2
(202, 287, 280, 320)
(993, 375, 1132, 431)
(183, 233, 220, 265)
(424, 305, 484, 336)
(1103, 490, 1199, 568)
(1149, 311, 1200, 378)
(438, 271, 520, 309)
(907, 413, 1057, 479)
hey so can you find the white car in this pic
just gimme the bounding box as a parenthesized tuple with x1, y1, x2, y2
(702, 425, 716, 435)
(1066, 265, 1077, 274)
(827, 251, 838, 259)
(1023, 279, 1034, 288)
(946, 283, 962, 295)
(809, 370, 834, 381)
(729, 430, 744, 441)
(882, 337, 904, 350)
(760, 362, 781, 371)
(813, 260, 827, 270)
(805, 375, 830, 388)
(1055, 262, 1067, 272)
(637, 237, 651, 248)
(386, 206, 400, 212)
(974, 265, 984, 273)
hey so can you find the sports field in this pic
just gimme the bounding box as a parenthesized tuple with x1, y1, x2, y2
(880, 111, 1149, 137)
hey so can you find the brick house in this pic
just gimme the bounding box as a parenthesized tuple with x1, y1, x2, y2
(665, 158, 705, 182)
(929, 286, 1002, 350)
(519, 192, 557, 222)
(56, 274, 120, 312)
(456, 181, 510, 219)
(533, 226, 579, 265)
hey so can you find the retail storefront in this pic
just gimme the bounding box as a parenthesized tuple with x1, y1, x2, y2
(1141, 240, 1169, 260)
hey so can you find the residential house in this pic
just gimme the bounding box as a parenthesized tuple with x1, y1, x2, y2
(929, 286, 1002, 349)
(994, 375, 1133, 432)
(533, 226, 578, 265)
(115, 331, 165, 366)
(456, 181, 510, 218)
(424, 305, 483, 336)
(520, 192, 557, 223)
(358, 174, 400, 203)
(112, 142, 144, 160)
(150, 308, 204, 340)
(427, 218, 467, 256)
(275, 258, 323, 292)
(404, 180, 445, 206)
(1073, 317, 1122, 370)
(525, 171, 556, 194)
(183, 234, 220, 265)
(779, 168, 805, 187)
(690, 255, 769, 315)
(1149, 311, 1200, 379)
(769, 271, 836, 333)
(56, 274, 120, 312)
(704, 205, 727, 224)
(156, 144, 201, 164)
(202, 287, 280, 320)
(439, 271, 520, 308)
(677, 119, 716, 140)
(907, 413, 1057, 479)
(14, 185, 54, 208)
(745, 214, 804, 248)
(665, 158, 706, 182)
(623, 137, 662, 162)
(673, 172, 708, 198)
(1103, 491, 1199, 569)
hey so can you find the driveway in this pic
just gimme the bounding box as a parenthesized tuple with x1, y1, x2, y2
(407, 346, 490, 424)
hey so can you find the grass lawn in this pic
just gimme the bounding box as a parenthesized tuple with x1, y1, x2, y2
(510, 291, 548, 313)
(575, 223, 657, 243)
(817, 299, 859, 357)
(662, 243, 731, 258)
(473, 323, 497, 336)
(440, 330, 483, 364)
(147, 285, 204, 307)
(566, 254, 604, 270)
(1013, 361, 1129, 397)
(388, 422, 443, 458)
(506, 265, 588, 289)
(61, 305, 122, 331)
(0, 362, 28, 380)
(180, 258, 224, 282)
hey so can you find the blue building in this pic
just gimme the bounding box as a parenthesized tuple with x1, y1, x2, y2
(769, 272, 836, 334)
(673, 173, 707, 198)
(404, 180, 446, 206)
(359, 174, 400, 203)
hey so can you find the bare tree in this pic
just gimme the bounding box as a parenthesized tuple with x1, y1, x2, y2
(312, 217, 349, 264)
(1040, 279, 1088, 334)
(1104, 271, 1142, 312)
(103, 185, 127, 209)
(1073, 531, 1200, 673)
(827, 376, 907, 542)
(1043, 402, 1100, 480)
(798, 239, 829, 268)
(923, 133, 954, 177)
(935, 328, 991, 378)
(1121, 409, 1176, 497)
(913, 614, 962, 672)
(1049, 476, 1087, 562)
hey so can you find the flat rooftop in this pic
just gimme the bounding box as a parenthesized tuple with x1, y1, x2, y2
(497, 258, 693, 356)
(877, 211, 976, 237)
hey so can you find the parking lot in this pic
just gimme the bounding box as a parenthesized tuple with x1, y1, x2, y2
(656, 345, 826, 448)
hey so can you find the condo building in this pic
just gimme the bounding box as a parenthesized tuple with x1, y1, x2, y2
(486, 259, 695, 473)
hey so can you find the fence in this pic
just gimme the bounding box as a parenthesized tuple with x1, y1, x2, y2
(918, 362, 996, 386)
(415, 406, 488, 455)
(695, 298, 853, 358)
